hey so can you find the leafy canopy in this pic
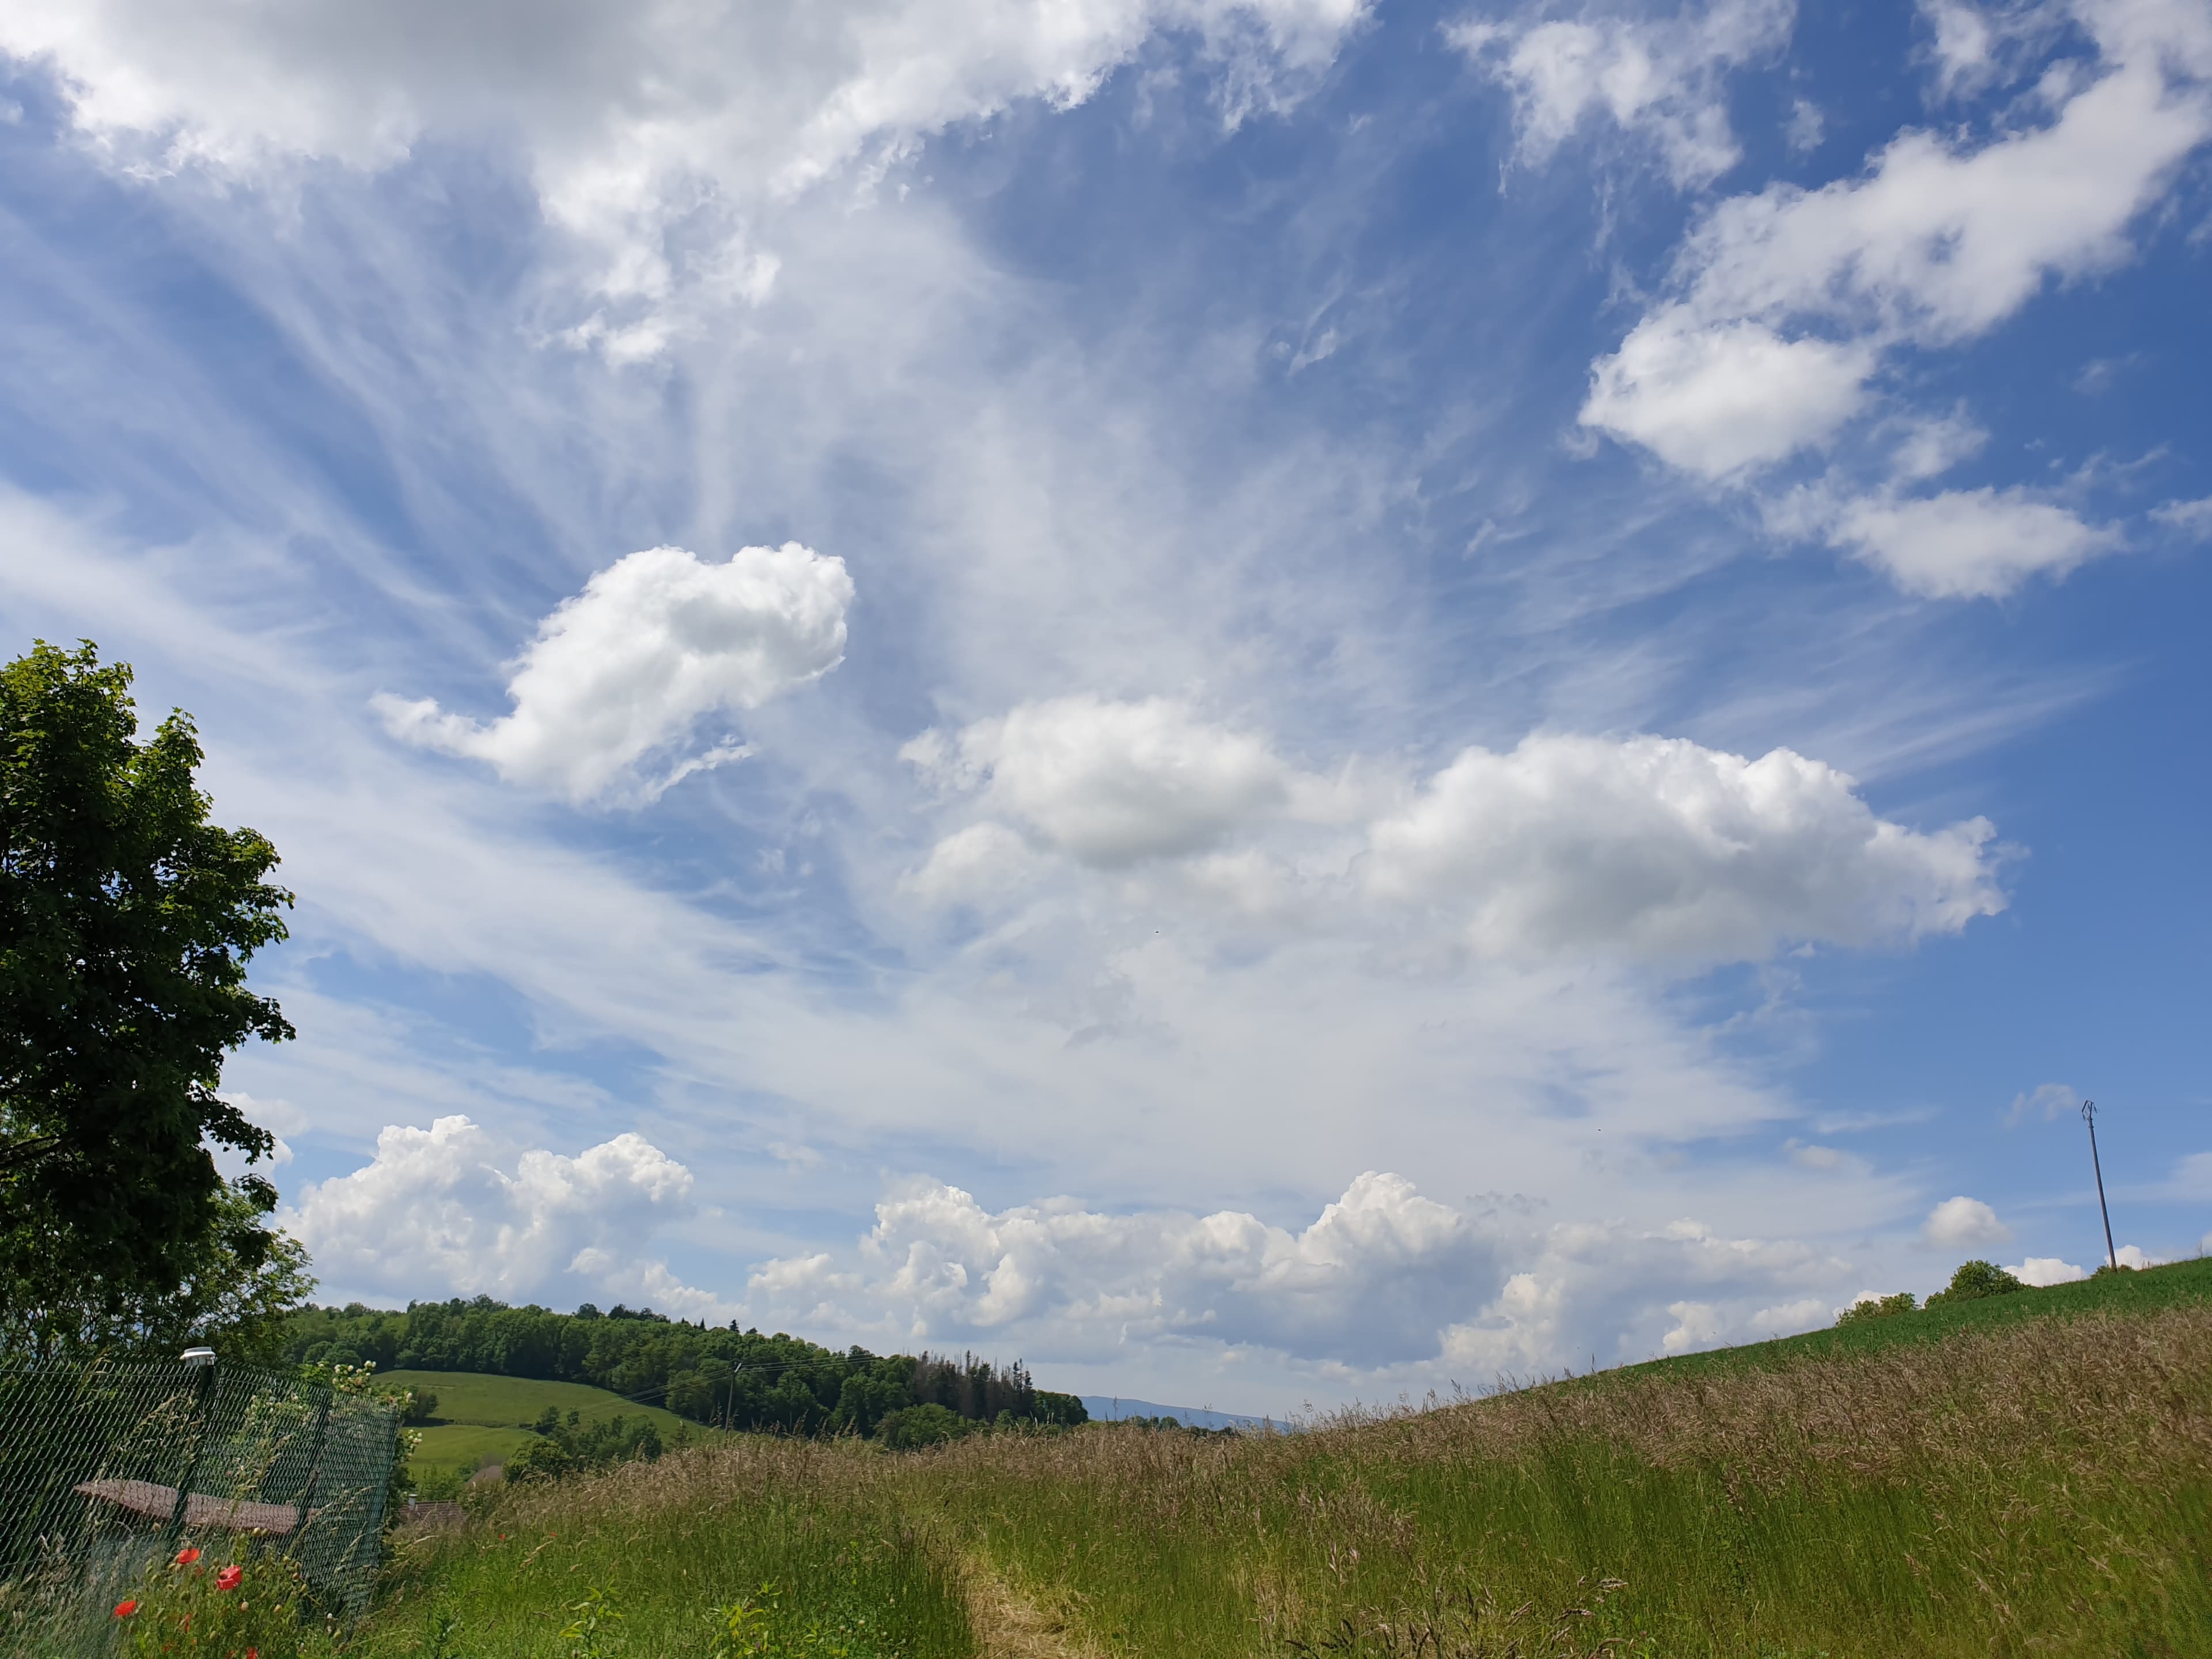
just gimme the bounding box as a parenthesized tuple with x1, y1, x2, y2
(1, 641, 297, 1347)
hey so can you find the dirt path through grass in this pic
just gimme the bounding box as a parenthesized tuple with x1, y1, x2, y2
(962, 1555, 1108, 1659)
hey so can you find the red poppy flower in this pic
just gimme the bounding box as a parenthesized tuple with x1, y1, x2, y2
(175, 1546, 202, 1566)
(112, 1600, 138, 1618)
(216, 1565, 244, 1591)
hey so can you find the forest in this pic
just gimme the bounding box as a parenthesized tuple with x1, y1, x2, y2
(280, 1297, 1087, 1438)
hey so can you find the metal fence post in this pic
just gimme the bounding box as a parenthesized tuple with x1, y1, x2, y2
(164, 1347, 219, 1545)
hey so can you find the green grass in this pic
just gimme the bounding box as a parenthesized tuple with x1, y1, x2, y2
(381, 1370, 698, 1435)
(362, 1444, 974, 1659)
(1619, 1253, 2212, 1381)
(408, 1423, 542, 1478)
(351, 1277, 2212, 1657)
(381, 1370, 714, 1478)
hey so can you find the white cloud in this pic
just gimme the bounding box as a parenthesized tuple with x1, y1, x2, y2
(2007, 1254, 2085, 1285)
(747, 1171, 1849, 1375)
(1922, 1194, 2012, 1249)
(903, 695, 1304, 868)
(1827, 488, 2123, 599)
(1580, 313, 1875, 479)
(2006, 1080, 2077, 1126)
(2151, 495, 2212, 537)
(2114, 1243, 2158, 1269)
(374, 542, 851, 804)
(1581, 0, 2212, 572)
(907, 703, 2005, 961)
(1660, 1298, 1726, 1352)
(283, 1115, 722, 1314)
(1785, 96, 1824, 153)
(2165, 1151, 2212, 1199)
(1449, 0, 1795, 187)
(0, 0, 1367, 355)
(1361, 733, 2004, 959)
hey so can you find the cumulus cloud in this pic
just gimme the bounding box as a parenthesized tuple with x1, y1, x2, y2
(1922, 1194, 2012, 1248)
(1580, 313, 1875, 479)
(905, 700, 2005, 961)
(1823, 488, 2123, 599)
(748, 1172, 1847, 1374)
(2006, 1254, 2085, 1286)
(1361, 733, 2004, 959)
(902, 695, 1304, 868)
(0, 0, 1367, 355)
(1580, 0, 2212, 587)
(374, 542, 851, 803)
(1449, 0, 1795, 187)
(283, 1115, 721, 1313)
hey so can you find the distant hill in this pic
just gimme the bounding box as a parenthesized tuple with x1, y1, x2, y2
(1080, 1396, 1286, 1431)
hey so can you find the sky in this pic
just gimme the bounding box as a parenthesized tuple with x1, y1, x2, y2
(1, 0, 2207, 1415)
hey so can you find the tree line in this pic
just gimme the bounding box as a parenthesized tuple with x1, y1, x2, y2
(282, 1298, 1086, 1438)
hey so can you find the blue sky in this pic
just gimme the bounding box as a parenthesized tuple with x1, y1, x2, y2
(1, 0, 2206, 1412)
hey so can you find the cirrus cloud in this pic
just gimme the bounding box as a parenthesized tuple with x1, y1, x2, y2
(0, 0, 1369, 357)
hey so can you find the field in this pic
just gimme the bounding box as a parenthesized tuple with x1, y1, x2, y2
(356, 1263, 2212, 1658)
(382, 1369, 711, 1480)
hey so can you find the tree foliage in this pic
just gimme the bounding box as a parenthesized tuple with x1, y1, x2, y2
(1, 641, 298, 1354)
(282, 1296, 1088, 1438)
(1925, 1260, 2026, 1306)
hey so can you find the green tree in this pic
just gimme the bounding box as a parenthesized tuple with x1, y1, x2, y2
(1925, 1259, 2026, 1306)
(1, 641, 297, 1354)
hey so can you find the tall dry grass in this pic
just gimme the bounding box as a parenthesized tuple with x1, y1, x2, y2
(901, 1305, 2212, 1656)
(351, 1304, 2212, 1657)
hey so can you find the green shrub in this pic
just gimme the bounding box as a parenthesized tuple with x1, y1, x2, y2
(1836, 1291, 1917, 1326)
(876, 1403, 972, 1449)
(1926, 1260, 2025, 1306)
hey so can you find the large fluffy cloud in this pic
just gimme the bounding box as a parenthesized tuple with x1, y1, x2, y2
(283, 1116, 721, 1313)
(373, 542, 851, 803)
(1922, 1194, 2011, 1249)
(1363, 733, 2002, 957)
(906, 700, 2006, 961)
(749, 1171, 1853, 1376)
(0, 0, 1366, 357)
(1449, 0, 1796, 187)
(903, 695, 1305, 867)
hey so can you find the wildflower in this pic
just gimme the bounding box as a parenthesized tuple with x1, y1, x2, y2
(175, 1547, 202, 1566)
(112, 1600, 138, 1618)
(217, 1565, 244, 1591)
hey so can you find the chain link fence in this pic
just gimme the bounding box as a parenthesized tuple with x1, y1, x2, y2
(0, 1355, 397, 1656)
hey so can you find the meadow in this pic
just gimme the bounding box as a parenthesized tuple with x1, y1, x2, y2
(357, 1264, 2212, 1658)
(383, 1370, 713, 1484)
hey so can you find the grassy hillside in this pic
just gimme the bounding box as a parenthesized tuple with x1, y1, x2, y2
(1624, 1253, 2212, 1381)
(357, 1277, 2212, 1657)
(385, 1369, 710, 1479)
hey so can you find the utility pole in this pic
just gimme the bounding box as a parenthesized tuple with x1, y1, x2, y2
(2082, 1099, 2118, 1272)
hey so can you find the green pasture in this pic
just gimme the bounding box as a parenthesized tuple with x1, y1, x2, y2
(384, 1370, 710, 1478)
